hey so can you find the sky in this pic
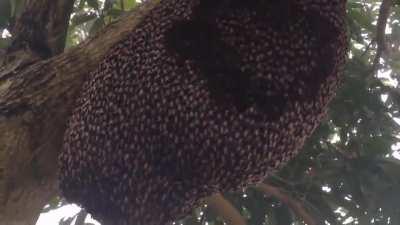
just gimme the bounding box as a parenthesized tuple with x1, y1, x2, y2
(36, 204, 100, 225)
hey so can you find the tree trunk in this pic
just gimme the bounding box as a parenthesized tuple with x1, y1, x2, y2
(0, 1, 160, 224)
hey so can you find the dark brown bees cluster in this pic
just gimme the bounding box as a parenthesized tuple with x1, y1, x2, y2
(59, 0, 347, 225)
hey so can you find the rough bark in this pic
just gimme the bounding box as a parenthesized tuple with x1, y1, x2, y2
(8, 0, 75, 58)
(0, 1, 160, 225)
(372, 0, 393, 73)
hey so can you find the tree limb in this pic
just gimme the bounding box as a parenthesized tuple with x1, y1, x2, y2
(256, 183, 317, 225)
(1, 1, 160, 117)
(0, 1, 160, 225)
(205, 194, 247, 225)
(372, 0, 393, 74)
(8, 0, 76, 58)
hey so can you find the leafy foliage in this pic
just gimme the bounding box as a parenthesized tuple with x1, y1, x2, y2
(0, 0, 25, 49)
(65, 0, 139, 47)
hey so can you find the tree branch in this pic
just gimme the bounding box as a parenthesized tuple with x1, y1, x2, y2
(372, 0, 393, 73)
(205, 194, 247, 225)
(0, 1, 160, 225)
(256, 183, 317, 225)
(9, 0, 76, 58)
(1, 1, 160, 117)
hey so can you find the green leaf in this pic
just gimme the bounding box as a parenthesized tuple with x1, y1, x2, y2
(86, 0, 99, 10)
(377, 158, 400, 181)
(89, 16, 105, 36)
(10, 0, 24, 17)
(0, 0, 11, 28)
(112, 0, 137, 11)
(274, 205, 293, 225)
(363, 136, 392, 156)
(77, 0, 86, 9)
(0, 37, 11, 49)
(240, 206, 251, 219)
(123, 0, 137, 10)
(71, 13, 97, 27)
(348, 8, 374, 31)
(103, 0, 117, 10)
(304, 186, 340, 225)
(106, 8, 123, 17)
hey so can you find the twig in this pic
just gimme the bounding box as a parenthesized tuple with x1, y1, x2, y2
(361, 39, 375, 58)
